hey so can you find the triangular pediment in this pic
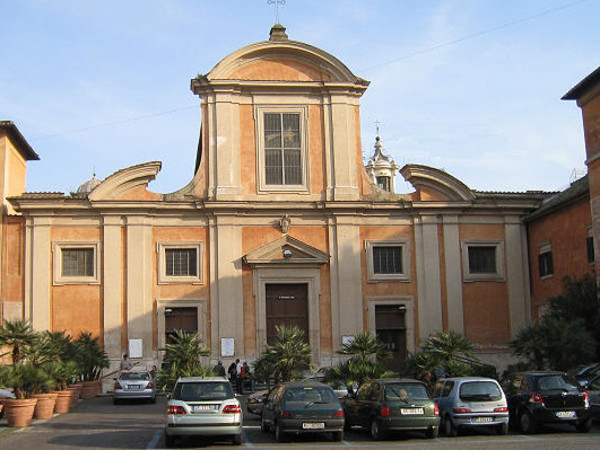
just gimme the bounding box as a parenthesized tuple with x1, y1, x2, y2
(243, 235, 329, 267)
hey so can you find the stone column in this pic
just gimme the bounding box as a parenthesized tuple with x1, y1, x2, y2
(505, 218, 531, 337)
(102, 215, 123, 369)
(414, 215, 443, 341)
(125, 216, 153, 363)
(27, 216, 51, 331)
(443, 215, 464, 332)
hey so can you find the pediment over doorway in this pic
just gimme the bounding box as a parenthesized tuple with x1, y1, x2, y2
(243, 235, 329, 267)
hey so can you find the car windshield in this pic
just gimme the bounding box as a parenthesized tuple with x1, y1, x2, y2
(459, 381, 502, 401)
(174, 382, 234, 401)
(120, 372, 150, 380)
(385, 383, 430, 401)
(535, 375, 579, 392)
(284, 386, 337, 405)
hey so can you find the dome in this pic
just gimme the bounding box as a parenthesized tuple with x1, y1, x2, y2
(77, 174, 101, 194)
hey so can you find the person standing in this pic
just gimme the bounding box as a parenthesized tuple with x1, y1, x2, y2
(227, 362, 237, 386)
(235, 359, 243, 393)
(213, 360, 226, 377)
(120, 354, 133, 371)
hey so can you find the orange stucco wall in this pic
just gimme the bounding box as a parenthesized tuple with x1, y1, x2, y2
(459, 224, 511, 345)
(528, 196, 593, 319)
(229, 59, 332, 82)
(241, 227, 331, 354)
(51, 226, 102, 340)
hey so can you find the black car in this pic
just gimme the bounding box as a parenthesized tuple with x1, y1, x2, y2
(260, 381, 345, 442)
(502, 371, 592, 434)
(571, 363, 600, 387)
(342, 378, 440, 440)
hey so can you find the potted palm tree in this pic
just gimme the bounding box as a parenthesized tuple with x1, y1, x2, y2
(0, 319, 40, 427)
(74, 332, 108, 398)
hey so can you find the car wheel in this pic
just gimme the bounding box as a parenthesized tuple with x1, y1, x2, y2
(112, 398, 119, 405)
(164, 432, 175, 448)
(425, 425, 439, 439)
(496, 422, 508, 435)
(519, 411, 537, 434)
(370, 418, 385, 440)
(332, 430, 343, 442)
(232, 433, 242, 445)
(150, 397, 156, 404)
(444, 416, 458, 437)
(260, 418, 270, 433)
(275, 422, 288, 442)
(575, 418, 592, 433)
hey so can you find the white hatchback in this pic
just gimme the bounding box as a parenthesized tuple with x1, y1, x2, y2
(434, 377, 509, 437)
(165, 377, 243, 447)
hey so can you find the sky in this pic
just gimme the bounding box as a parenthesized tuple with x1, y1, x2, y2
(1, 0, 599, 195)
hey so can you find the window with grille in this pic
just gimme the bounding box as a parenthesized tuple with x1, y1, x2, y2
(264, 112, 302, 185)
(62, 248, 94, 277)
(158, 242, 203, 284)
(468, 246, 497, 274)
(165, 248, 197, 277)
(461, 241, 505, 281)
(373, 246, 403, 274)
(53, 242, 100, 285)
(366, 240, 410, 282)
(538, 251, 554, 278)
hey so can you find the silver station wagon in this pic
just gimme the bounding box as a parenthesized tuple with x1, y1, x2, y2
(165, 377, 242, 447)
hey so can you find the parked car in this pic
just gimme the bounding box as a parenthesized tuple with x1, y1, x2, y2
(434, 377, 509, 436)
(304, 375, 349, 398)
(165, 376, 243, 446)
(571, 363, 600, 388)
(584, 375, 600, 420)
(261, 381, 345, 442)
(502, 371, 592, 434)
(342, 378, 440, 440)
(247, 388, 270, 416)
(113, 370, 156, 404)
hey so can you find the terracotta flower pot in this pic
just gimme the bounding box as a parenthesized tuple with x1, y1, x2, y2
(3, 398, 38, 427)
(81, 380, 99, 399)
(54, 390, 74, 414)
(33, 392, 58, 420)
(68, 384, 82, 405)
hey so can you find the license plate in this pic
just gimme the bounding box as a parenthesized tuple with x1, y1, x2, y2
(400, 408, 424, 415)
(302, 422, 325, 429)
(127, 385, 141, 390)
(191, 405, 218, 412)
(473, 417, 493, 423)
(556, 411, 575, 418)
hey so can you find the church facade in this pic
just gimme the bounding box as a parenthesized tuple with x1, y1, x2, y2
(2, 26, 548, 379)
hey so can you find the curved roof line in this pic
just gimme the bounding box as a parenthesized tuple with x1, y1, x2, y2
(400, 164, 476, 201)
(88, 161, 162, 201)
(206, 39, 368, 85)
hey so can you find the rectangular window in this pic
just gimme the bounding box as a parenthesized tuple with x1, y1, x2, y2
(468, 246, 497, 274)
(376, 176, 391, 192)
(587, 236, 595, 263)
(53, 242, 100, 285)
(264, 113, 302, 185)
(366, 240, 410, 282)
(158, 242, 203, 284)
(373, 246, 403, 274)
(62, 248, 94, 277)
(538, 251, 554, 277)
(165, 248, 198, 277)
(461, 240, 505, 282)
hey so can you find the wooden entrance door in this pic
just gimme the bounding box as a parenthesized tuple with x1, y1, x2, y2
(165, 307, 198, 343)
(375, 304, 407, 372)
(266, 283, 309, 345)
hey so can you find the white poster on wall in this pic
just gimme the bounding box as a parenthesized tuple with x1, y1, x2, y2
(221, 338, 235, 357)
(129, 339, 143, 358)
